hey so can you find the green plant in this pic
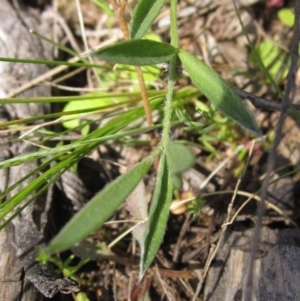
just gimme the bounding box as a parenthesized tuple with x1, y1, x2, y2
(250, 40, 290, 85)
(278, 8, 295, 28)
(45, 0, 261, 278)
(75, 292, 90, 301)
(187, 195, 206, 220)
(0, 0, 261, 279)
(36, 251, 90, 279)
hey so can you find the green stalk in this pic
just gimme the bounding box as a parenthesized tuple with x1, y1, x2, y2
(161, 55, 176, 148)
(0, 57, 102, 69)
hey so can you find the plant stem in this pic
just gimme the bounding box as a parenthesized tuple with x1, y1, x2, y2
(109, 0, 159, 169)
(161, 56, 176, 148)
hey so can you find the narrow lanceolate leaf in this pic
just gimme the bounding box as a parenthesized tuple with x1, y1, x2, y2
(130, 0, 166, 39)
(46, 156, 153, 254)
(178, 50, 261, 136)
(93, 40, 176, 66)
(140, 154, 173, 279)
(165, 141, 195, 188)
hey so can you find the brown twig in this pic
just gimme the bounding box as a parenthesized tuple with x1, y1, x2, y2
(109, 0, 159, 171)
(232, 87, 300, 118)
(243, 1, 300, 300)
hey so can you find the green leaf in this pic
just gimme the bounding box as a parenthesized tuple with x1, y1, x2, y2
(178, 49, 261, 136)
(45, 156, 153, 254)
(165, 141, 195, 175)
(117, 64, 161, 89)
(165, 141, 195, 188)
(278, 8, 294, 28)
(140, 154, 173, 278)
(250, 41, 289, 84)
(62, 92, 129, 129)
(93, 40, 176, 65)
(130, 0, 166, 39)
(75, 292, 90, 301)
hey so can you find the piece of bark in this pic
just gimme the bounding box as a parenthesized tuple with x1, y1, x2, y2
(0, 0, 79, 299)
(203, 227, 300, 301)
(258, 245, 300, 300)
(0, 223, 43, 301)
